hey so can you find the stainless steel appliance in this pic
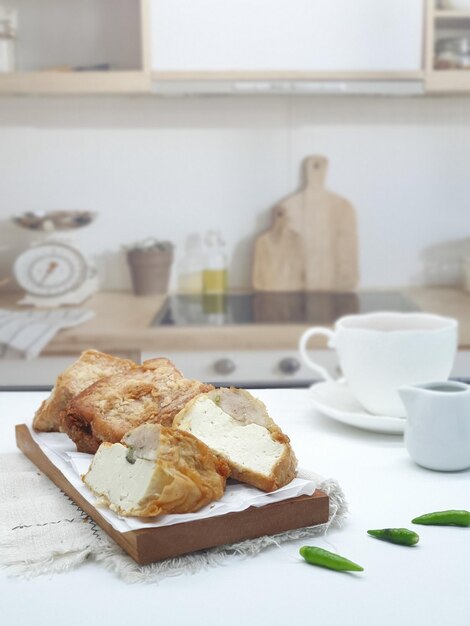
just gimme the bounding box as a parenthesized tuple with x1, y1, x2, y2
(148, 291, 420, 387)
(152, 291, 418, 327)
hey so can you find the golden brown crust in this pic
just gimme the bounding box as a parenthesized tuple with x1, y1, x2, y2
(174, 388, 297, 492)
(134, 428, 230, 516)
(63, 357, 214, 453)
(83, 425, 230, 517)
(32, 350, 135, 432)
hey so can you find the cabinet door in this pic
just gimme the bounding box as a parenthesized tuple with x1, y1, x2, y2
(151, 0, 424, 73)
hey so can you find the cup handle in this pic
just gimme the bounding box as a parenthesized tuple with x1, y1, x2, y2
(299, 327, 336, 382)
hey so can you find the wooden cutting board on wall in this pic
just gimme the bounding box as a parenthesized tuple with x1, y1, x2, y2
(253, 156, 359, 292)
(252, 206, 306, 292)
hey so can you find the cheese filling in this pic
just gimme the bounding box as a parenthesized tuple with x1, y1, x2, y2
(85, 443, 156, 514)
(177, 396, 283, 475)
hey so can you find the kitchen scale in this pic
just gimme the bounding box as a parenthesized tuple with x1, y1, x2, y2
(14, 241, 99, 307)
(11, 211, 99, 307)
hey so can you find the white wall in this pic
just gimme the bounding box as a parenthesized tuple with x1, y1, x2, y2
(0, 94, 469, 292)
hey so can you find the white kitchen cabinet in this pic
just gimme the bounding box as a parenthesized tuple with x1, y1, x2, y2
(2, 350, 470, 389)
(151, 0, 424, 76)
(142, 350, 341, 387)
(139, 350, 470, 389)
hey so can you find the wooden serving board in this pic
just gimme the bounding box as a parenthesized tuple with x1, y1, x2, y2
(16, 425, 329, 566)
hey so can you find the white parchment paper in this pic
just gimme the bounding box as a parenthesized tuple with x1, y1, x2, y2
(29, 427, 319, 534)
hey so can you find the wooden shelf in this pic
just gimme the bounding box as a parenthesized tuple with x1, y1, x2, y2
(0, 71, 150, 95)
(426, 69, 470, 91)
(435, 9, 470, 19)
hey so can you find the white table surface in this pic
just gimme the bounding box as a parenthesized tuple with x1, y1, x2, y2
(1, 389, 469, 626)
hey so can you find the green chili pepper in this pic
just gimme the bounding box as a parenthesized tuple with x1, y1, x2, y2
(299, 546, 363, 572)
(412, 510, 470, 527)
(367, 528, 419, 546)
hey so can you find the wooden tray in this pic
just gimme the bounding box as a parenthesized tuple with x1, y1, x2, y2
(16, 424, 329, 565)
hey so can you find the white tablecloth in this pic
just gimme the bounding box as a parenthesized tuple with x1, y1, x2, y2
(1, 389, 469, 626)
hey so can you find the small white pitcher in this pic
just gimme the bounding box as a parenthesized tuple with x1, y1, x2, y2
(399, 381, 470, 471)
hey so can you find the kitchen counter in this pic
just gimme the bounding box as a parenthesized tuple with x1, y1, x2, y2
(1, 287, 469, 356)
(1, 389, 469, 626)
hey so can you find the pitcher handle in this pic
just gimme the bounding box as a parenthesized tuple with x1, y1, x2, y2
(299, 327, 336, 382)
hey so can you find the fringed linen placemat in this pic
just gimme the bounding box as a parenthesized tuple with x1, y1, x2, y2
(0, 453, 347, 584)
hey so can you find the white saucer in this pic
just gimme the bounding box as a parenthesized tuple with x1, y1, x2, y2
(310, 381, 405, 435)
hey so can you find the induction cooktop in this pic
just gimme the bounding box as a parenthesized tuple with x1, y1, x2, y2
(151, 291, 419, 327)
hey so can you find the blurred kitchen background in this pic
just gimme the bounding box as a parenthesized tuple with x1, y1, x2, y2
(1, 0, 470, 389)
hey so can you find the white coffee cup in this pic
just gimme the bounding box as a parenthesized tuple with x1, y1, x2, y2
(299, 312, 458, 417)
(399, 381, 470, 471)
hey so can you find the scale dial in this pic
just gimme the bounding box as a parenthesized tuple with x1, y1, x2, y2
(14, 242, 88, 297)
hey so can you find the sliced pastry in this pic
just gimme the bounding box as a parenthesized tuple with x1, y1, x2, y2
(173, 387, 297, 492)
(33, 349, 135, 432)
(83, 423, 229, 516)
(63, 357, 214, 453)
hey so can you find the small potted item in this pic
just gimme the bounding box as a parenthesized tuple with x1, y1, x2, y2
(126, 238, 174, 295)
